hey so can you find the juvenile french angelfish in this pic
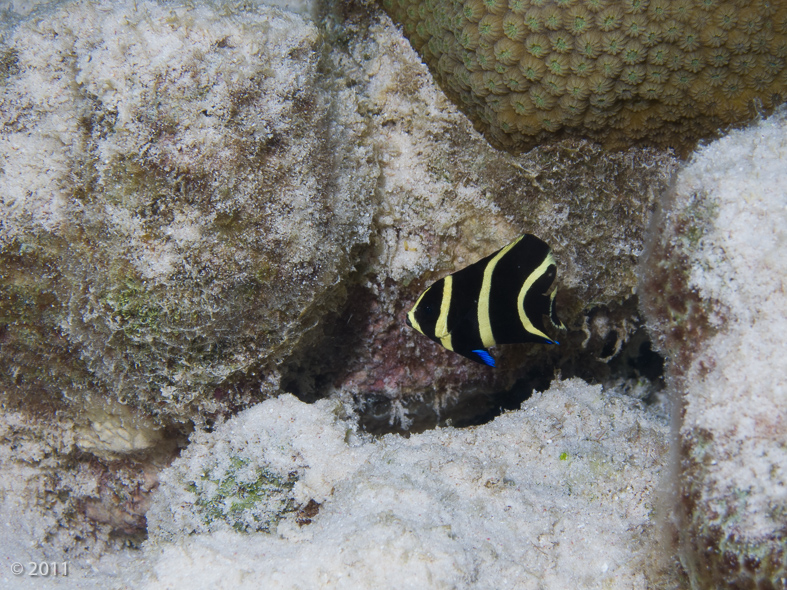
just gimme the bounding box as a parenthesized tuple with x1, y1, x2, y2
(405, 234, 565, 367)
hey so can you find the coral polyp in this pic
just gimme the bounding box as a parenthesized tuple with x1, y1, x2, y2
(381, 0, 787, 151)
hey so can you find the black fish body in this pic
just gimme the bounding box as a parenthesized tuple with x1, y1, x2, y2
(405, 234, 565, 366)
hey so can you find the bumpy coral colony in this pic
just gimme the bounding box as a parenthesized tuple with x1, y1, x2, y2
(381, 0, 787, 151)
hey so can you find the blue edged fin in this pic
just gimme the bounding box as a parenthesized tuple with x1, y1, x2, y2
(471, 349, 496, 367)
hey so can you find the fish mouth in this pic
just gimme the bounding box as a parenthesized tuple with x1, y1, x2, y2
(405, 315, 412, 327)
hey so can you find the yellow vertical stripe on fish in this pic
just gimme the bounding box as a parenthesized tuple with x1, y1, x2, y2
(435, 275, 454, 351)
(435, 275, 453, 341)
(478, 236, 522, 349)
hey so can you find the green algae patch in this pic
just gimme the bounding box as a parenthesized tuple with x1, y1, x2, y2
(102, 281, 165, 341)
(190, 457, 298, 534)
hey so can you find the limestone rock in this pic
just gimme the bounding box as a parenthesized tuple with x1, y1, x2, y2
(0, 0, 680, 573)
(640, 110, 787, 588)
(0, 0, 378, 425)
(290, 9, 677, 430)
(143, 381, 679, 589)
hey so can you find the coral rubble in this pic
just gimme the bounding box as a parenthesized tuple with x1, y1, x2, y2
(381, 0, 787, 152)
(640, 111, 787, 588)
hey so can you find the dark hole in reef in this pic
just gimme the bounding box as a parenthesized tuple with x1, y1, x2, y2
(280, 284, 372, 405)
(609, 329, 665, 384)
(452, 365, 554, 429)
(282, 288, 665, 435)
(354, 359, 553, 435)
(439, 323, 664, 432)
(357, 311, 665, 435)
(600, 329, 620, 359)
(352, 361, 554, 435)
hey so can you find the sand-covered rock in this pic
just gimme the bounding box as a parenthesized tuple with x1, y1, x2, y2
(0, 0, 379, 566)
(1, 0, 677, 430)
(640, 110, 787, 588)
(142, 380, 678, 589)
(0, 0, 378, 426)
(306, 8, 677, 428)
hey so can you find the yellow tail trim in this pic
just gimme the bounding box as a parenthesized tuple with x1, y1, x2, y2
(516, 252, 555, 341)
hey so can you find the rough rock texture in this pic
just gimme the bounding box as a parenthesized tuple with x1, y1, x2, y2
(142, 381, 680, 589)
(0, 406, 177, 568)
(0, 0, 378, 567)
(381, 0, 787, 153)
(1, 0, 678, 435)
(0, 0, 679, 580)
(296, 7, 677, 430)
(0, 0, 377, 426)
(640, 111, 787, 588)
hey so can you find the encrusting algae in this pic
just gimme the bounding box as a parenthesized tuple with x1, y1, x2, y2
(381, 0, 787, 152)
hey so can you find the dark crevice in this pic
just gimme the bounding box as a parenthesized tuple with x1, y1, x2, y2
(280, 283, 372, 405)
(606, 329, 666, 389)
(367, 297, 665, 435)
(431, 322, 665, 433)
(281, 289, 666, 436)
(439, 363, 554, 429)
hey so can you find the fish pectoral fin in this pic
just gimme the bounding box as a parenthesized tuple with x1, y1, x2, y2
(434, 326, 450, 339)
(470, 349, 496, 367)
(548, 288, 566, 330)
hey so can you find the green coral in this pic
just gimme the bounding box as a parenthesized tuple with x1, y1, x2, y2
(381, 0, 787, 152)
(190, 457, 297, 533)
